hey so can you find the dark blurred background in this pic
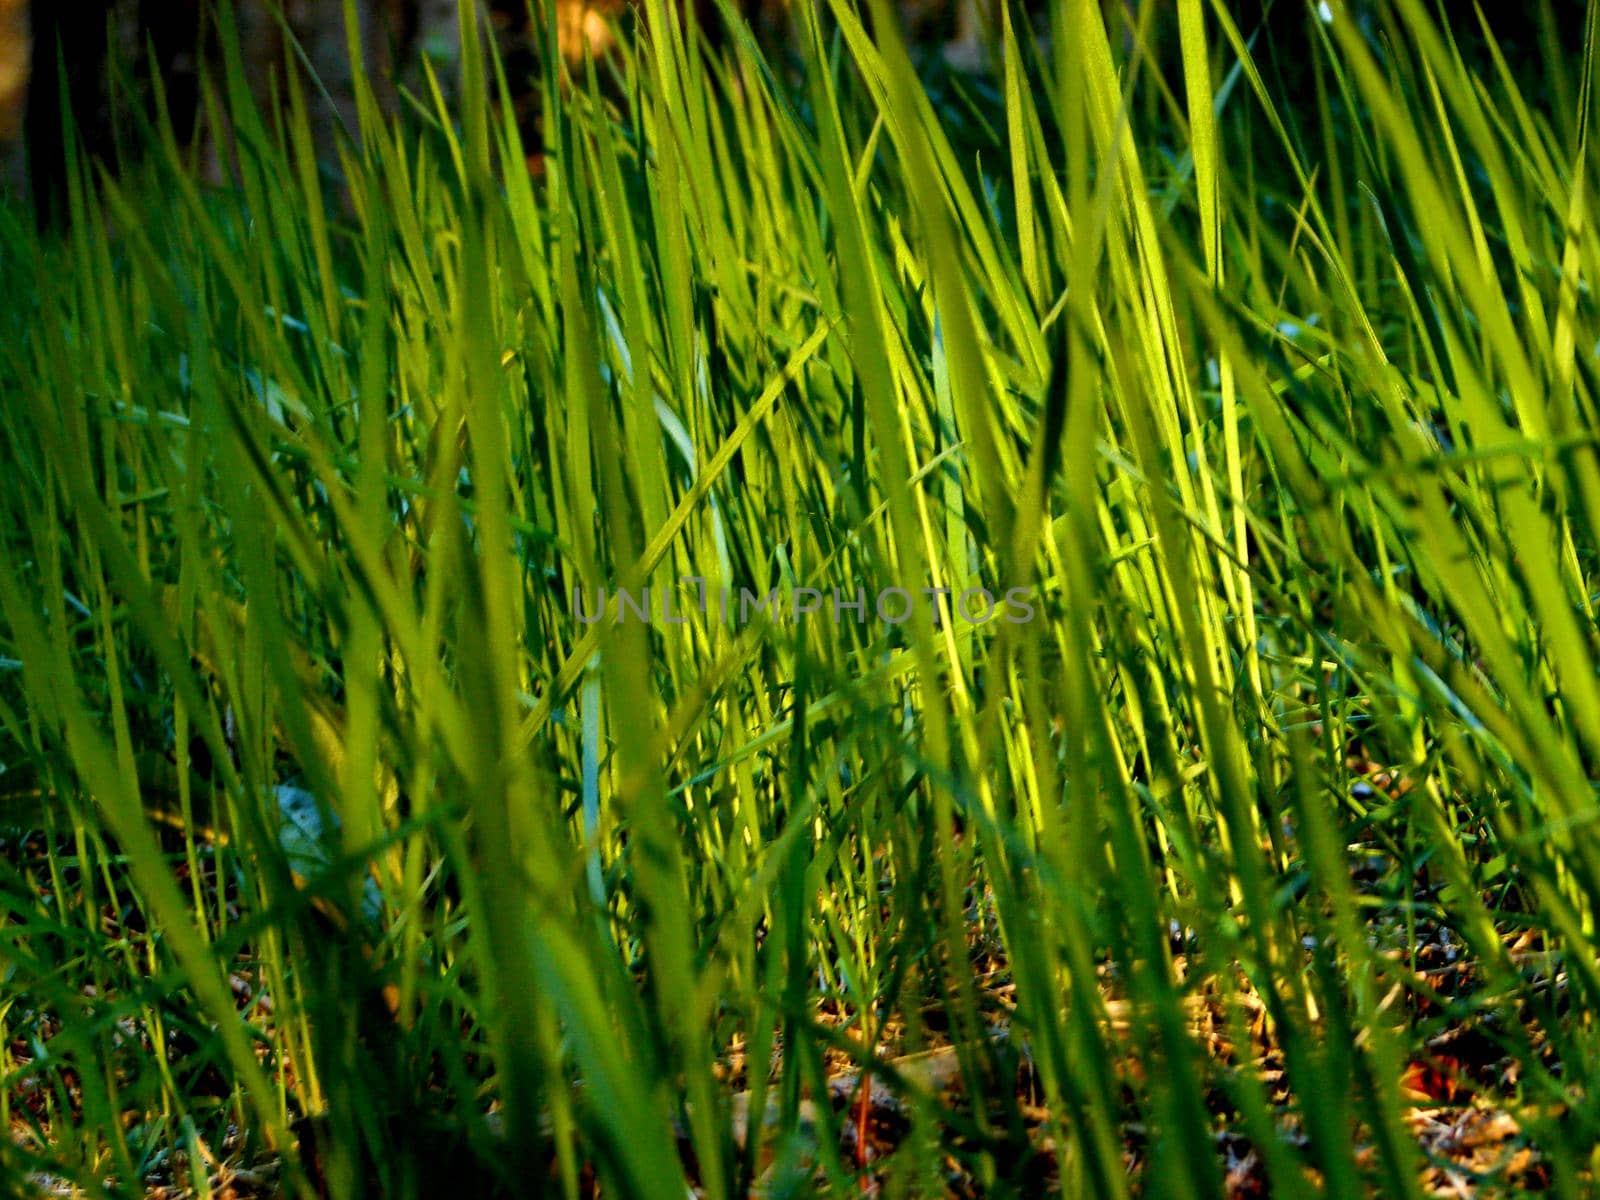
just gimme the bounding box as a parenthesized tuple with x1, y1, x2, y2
(0, 0, 1587, 225)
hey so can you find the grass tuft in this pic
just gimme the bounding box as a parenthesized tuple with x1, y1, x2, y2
(3, 1, 1600, 1196)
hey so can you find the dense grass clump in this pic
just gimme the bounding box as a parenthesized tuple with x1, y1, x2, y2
(3, 1, 1600, 1195)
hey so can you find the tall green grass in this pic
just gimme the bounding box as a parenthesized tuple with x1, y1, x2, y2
(2, 0, 1599, 1195)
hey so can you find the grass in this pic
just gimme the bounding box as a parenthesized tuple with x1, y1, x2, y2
(2, 0, 1600, 1195)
